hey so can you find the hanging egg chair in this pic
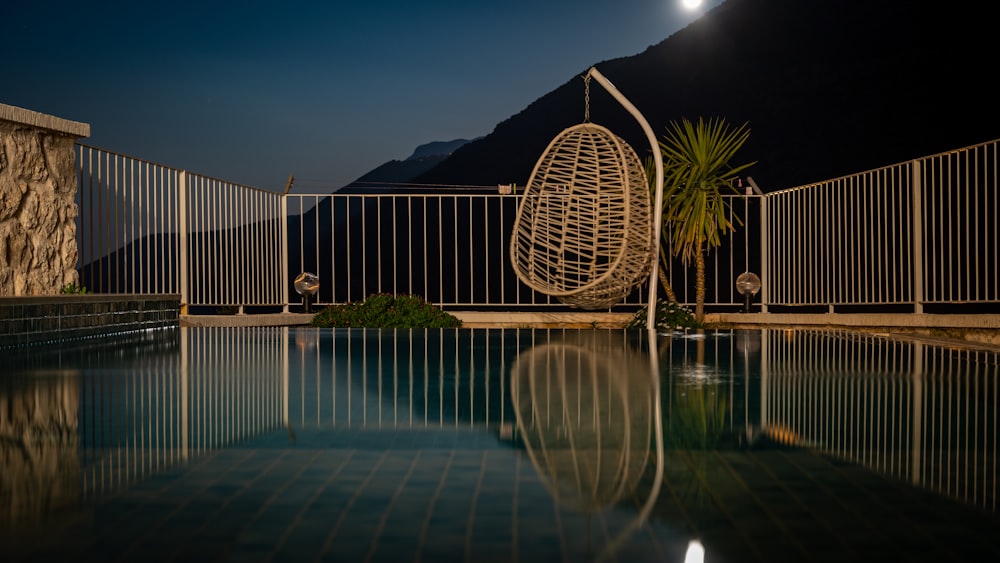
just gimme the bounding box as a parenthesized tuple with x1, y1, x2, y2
(509, 68, 660, 311)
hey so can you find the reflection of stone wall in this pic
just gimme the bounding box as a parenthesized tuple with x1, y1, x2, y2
(0, 376, 80, 527)
(0, 104, 90, 296)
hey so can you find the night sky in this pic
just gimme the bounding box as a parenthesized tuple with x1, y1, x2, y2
(3, 0, 722, 192)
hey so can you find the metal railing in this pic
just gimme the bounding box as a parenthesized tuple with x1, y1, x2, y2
(763, 139, 1000, 311)
(76, 138, 999, 312)
(285, 192, 759, 309)
(76, 146, 287, 310)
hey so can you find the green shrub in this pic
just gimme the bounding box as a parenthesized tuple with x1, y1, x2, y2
(60, 283, 89, 294)
(310, 293, 462, 328)
(626, 300, 701, 330)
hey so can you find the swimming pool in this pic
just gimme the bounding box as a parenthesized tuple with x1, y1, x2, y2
(3, 327, 998, 562)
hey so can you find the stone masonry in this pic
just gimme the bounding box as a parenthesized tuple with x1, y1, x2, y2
(0, 104, 90, 296)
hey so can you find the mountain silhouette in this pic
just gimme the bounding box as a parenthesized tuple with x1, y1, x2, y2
(338, 138, 477, 193)
(407, 0, 997, 192)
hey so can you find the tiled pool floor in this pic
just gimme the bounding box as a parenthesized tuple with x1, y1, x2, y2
(6, 429, 999, 563)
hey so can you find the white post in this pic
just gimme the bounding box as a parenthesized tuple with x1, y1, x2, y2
(760, 194, 769, 313)
(911, 159, 924, 314)
(178, 171, 189, 314)
(585, 67, 664, 330)
(281, 194, 290, 312)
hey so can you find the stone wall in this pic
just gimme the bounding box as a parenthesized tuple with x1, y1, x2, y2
(0, 104, 90, 296)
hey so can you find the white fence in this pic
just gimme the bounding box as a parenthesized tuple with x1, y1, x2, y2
(75, 139, 999, 313)
(76, 147, 287, 309)
(763, 139, 999, 311)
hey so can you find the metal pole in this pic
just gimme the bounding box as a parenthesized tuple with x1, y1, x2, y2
(281, 194, 290, 312)
(178, 171, 189, 315)
(759, 188, 769, 313)
(584, 67, 664, 330)
(911, 159, 924, 313)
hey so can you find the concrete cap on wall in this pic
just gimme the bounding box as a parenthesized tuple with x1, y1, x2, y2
(0, 102, 90, 138)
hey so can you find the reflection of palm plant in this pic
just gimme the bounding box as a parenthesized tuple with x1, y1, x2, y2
(662, 340, 732, 450)
(661, 353, 731, 532)
(663, 382, 728, 450)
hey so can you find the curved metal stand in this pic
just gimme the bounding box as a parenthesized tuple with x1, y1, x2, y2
(584, 67, 665, 330)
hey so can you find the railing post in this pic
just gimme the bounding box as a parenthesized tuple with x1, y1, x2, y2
(759, 194, 769, 313)
(281, 193, 290, 312)
(178, 170, 189, 315)
(911, 159, 924, 314)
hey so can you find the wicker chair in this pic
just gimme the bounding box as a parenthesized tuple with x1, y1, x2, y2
(509, 122, 653, 309)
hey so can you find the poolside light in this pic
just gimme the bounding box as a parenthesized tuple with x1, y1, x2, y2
(685, 539, 705, 563)
(294, 272, 320, 313)
(736, 271, 761, 313)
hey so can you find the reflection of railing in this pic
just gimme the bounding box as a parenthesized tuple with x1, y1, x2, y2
(286, 328, 527, 430)
(77, 327, 544, 495)
(761, 330, 999, 511)
(64, 327, 1000, 515)
(184, 327, 287, 451)
(79, 327, 288, 496)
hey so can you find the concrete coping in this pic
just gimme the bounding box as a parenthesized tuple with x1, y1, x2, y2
(0, 293, 180, 305)
(0, 102, 90, 138)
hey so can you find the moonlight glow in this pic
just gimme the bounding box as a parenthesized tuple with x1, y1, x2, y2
(681, 0, 703, 10)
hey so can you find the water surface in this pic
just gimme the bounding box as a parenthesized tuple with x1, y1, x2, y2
(2, 327, 998, 562)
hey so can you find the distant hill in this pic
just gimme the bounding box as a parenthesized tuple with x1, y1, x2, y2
(405, 139, 474, 160)
(407, 0, 998, 192)
(338, 138, 477, 193)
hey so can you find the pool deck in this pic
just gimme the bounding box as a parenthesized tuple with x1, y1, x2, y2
(179, 311, 1000, 350)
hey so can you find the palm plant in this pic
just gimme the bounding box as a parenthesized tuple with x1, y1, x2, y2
(657, 117, 754, 323)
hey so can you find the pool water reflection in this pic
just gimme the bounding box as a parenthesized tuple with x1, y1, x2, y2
(2, 327, 998, 562)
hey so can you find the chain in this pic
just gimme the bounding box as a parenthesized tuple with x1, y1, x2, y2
(583, 73, 591, 123)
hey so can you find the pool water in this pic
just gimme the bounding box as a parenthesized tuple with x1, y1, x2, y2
(2, 327, 998, 562)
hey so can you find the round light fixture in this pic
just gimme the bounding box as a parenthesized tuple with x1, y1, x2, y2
(294, 272, 320, 312)
(735, 272, 761, 313)
(735, 272, 761, 296)
(294, 272, 319, 296)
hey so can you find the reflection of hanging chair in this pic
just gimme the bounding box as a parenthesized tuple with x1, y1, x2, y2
(510, 67, 663, 314)
(510, 331, 655, 511)
(510, 329, 666, 562)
